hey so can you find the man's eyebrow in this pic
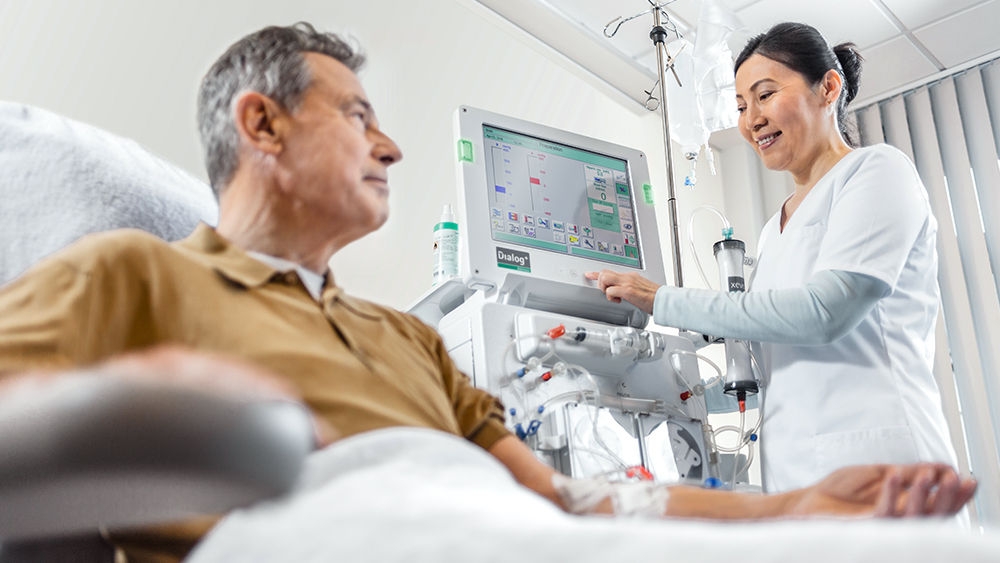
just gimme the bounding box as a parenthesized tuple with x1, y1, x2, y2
(341, 96, 372, 111)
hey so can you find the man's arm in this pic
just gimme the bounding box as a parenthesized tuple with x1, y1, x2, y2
(487, 435, 563, 506)
(488, 435, 976, 519)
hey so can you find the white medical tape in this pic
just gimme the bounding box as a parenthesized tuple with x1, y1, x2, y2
(551, 474, 670, 518)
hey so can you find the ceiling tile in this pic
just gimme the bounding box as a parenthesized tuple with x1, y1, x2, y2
(545, 0, 652, 58)
(852, 36, 939, 105)
(734, 0, 899, 48)
(878, 0, 986, 29)
(914, 1, 1000, 68)
(478, 0, 1000, 113)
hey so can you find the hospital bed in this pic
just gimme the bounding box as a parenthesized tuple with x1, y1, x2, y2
(190, 427, 1000, 563)
(1, 101, 998, 562)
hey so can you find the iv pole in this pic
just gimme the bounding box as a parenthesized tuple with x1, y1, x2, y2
(605, 3, 685, 287)
(650, 8, 685, 288)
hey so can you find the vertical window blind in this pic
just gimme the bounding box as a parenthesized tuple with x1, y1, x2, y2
(855, 59, 1000, 527)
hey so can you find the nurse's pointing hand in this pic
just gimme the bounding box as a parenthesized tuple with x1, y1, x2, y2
(584, 270, 661, 314)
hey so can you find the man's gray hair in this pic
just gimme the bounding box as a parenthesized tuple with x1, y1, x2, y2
(197, 22, 365, 197)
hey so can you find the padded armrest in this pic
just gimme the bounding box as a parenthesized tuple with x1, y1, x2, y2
(0, 375, 314, 541)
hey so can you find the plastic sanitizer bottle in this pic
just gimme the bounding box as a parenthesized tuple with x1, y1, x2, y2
(432, 204, 459, 286)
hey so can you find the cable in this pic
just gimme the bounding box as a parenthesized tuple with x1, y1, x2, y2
(669, 349, 723, 388)
(668, 349, 723, 420)
(731, 406, 745, 488)
(712, 406, 761, 454)
(686, 205, 732, 290)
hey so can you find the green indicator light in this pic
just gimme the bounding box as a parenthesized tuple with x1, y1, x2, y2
(642, 183, 654, 205)
(458, 139, 474, 162)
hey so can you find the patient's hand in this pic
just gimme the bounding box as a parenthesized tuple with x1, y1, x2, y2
(787, 463, 976, 518)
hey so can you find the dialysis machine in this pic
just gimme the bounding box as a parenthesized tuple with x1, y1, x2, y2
(410, 106, 719, 484)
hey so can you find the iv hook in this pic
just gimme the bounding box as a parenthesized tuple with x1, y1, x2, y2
(641, 41, 686, 111)
(604, 1, 677, 38)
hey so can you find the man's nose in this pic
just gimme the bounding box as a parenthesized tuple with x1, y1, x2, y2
(372, 129, 403, 165)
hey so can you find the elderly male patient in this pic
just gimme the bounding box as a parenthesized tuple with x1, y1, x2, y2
(0, 23, 975, 562)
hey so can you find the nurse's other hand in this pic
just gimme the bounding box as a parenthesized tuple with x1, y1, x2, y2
(787, 463, 976, 518)
(584, 270, 660, 314)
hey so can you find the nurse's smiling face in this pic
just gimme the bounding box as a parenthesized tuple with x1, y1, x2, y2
(735, 54, 841, 181)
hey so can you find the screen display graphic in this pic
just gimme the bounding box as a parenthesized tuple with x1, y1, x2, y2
(483, 125, 641, 268)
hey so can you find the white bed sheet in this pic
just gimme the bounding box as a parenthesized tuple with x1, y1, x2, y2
(188, 427, 1000, 562)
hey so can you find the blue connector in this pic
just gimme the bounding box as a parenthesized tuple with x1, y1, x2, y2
(537, 405, 545, 414)
(703, 477, 723, 489)
(514, 423, 527, 440)
(721, 226, 734, 240)
(527, 419, 542, 436)
(508, 408, 517, 417)
(749, 433, 758, 442)
(516, 367, 527, 378)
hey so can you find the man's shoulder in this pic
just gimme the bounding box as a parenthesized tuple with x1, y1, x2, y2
(50, 228, 194, 274)
(71, 228, 179, 256)
(78, 227, 173, 247)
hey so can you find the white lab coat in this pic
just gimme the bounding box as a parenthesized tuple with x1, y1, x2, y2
(751, 144, 958, 493)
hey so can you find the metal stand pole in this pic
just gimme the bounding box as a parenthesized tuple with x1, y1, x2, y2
(651, 9, 684, 288)
(632, 412, 649, 470)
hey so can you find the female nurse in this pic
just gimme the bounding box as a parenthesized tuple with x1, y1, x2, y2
(586, 22, 960, 493)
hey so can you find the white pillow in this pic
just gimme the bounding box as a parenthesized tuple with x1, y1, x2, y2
(0, 101, 218, 285)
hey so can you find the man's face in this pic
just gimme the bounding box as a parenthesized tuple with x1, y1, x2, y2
(277, 53, 402, 244)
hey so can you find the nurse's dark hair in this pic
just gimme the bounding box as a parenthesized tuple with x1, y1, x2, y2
(734, 22, 863, 147)
(197, 22, 366, 197)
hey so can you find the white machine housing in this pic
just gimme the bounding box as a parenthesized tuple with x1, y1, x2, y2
(410, 106, 716, 482)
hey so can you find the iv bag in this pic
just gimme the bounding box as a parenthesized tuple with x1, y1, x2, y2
(693, 0, 741, 134)
(664, 39, 707, 159)
(663, 0, 742, 163)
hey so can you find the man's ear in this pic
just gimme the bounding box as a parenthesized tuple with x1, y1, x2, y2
(234, 92, 287, 155)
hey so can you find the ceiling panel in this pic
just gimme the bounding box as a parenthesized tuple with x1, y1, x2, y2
(544, 0, 653, 59)
(914, 0, 1000, 68)
(853, 36, 939, 105)
(475, 0, 657, 109)
(733, 0, 898, 48)
(480, 0, 1000, 110)
(879, 0, 987, 29)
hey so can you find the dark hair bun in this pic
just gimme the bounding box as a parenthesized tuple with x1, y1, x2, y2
(833, 42, 863, 104)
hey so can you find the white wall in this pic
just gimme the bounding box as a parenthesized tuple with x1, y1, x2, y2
(0, 0, 737, 309)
